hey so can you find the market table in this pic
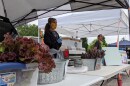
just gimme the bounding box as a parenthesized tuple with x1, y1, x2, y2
(38, 74, 103, 86)
(79, 64, 130, 86)
(80, 64, 130, 80)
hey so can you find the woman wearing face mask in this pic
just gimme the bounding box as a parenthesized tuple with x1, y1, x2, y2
(44, 18, 62, 52)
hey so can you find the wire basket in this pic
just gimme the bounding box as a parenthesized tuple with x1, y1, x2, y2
(38, 59, 68, 85)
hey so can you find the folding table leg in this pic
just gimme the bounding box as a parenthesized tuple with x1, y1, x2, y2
(125, 70, 129, 77)
(100, 80, 104, 86)
(117, 74, 122, 86)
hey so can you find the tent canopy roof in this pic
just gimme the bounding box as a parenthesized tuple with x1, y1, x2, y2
(0, 0, 129, 26)
(38, 9, 129, 37)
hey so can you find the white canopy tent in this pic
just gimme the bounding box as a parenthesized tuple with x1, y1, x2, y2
(38, 9, 129, 38)
(0, 0, 128, 26)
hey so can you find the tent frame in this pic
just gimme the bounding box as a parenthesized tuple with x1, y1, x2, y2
(128, 0, 130, 40)
(63, 20, 126, 37)
(6, 0, 128, 24)
(1, 0, 130, 38)
(39, 0, 127, 11)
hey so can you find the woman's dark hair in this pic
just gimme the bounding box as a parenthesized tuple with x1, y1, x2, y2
(98, 34, 102, 38)
(44, 18, 56, 33)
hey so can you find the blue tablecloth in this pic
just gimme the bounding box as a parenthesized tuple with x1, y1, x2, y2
(0, 63, 26, 71)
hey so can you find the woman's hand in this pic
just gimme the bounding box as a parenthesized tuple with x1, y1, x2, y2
(57, 38, 62, 44)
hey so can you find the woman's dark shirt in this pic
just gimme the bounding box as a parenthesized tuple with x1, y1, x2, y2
(44, 31, 62, 50)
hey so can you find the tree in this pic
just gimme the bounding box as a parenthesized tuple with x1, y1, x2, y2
(17, 24, 38, 36)
(81, 38, 88, 52)
(102, 36, 108, 47)
(88, 39, 97, 50)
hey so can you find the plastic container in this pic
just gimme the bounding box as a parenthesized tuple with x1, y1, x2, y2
(0, 63, 38, 86)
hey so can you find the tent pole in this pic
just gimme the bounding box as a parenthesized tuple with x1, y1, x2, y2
(75, 0, 122, 8)
(128, 0, 130, 40)
(13, 9, 36, 26)
(115, 0, 127, 8)
(117, 30, 119, 49)
(12, 1, 71, 26)
(1, 0, 7, 17)
(117, 21, 121, 49)
(129, 10, 130, 40)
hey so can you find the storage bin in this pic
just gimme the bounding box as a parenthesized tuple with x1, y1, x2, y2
(0, 63, 38, 86)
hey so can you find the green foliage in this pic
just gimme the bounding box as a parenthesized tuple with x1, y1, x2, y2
(17, 24, 38, 36)
(81, 38, 88, 51)
(88, 39, 97, 50)
(88, 36, 108, 50)
(102, 36, 108, 47)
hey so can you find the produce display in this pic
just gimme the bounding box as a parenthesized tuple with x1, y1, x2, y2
(0, 33, 55, 73)
(81, 48, 105, 59)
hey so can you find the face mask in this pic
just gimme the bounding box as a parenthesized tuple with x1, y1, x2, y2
(50, 22, 57, 30)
